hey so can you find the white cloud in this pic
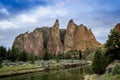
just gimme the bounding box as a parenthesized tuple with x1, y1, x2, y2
(0, 1, 68, 29)
(0, 20, 17, 29)
(0, 7, 9, 15)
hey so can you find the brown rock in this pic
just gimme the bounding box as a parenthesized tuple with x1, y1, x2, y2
(114, 23, 120, 32)
(13, 28, 44, 56)
(47, 19, 63, 55)
(13, 19, 102, 57)
(74, 24, 102, 55)
(64, 19, 76, 53)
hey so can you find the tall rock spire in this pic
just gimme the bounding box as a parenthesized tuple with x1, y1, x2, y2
(114, 23, 120, 32)
(64, 19, 76, 53)
(53, 19, 59, 27)
(47, 19, 63, 55)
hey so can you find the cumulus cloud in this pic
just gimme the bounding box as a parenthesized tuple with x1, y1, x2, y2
(0, 1, 68, 29)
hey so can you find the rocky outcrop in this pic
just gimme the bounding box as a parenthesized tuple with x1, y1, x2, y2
(38, 27, 51, 48)
(63, 20, 101, 54)
(47, 19, 63, 55)
(13, 28, 44, 56)
(64, 20, 76, 53)
(74, 24, 101, 52)
(13, 19, 102, 57)
(114, 23, 120, 32)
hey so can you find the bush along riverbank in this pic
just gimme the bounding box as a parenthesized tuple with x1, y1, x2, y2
(0, 60, 91, 77)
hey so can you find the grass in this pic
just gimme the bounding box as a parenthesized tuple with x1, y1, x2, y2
(0, 64, 43, 77)
(0, 64, 39, 72)
(96, 73, 120, 80)
(86, 52, 95, 61)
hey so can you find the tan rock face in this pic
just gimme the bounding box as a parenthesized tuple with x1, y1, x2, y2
(64, 20, 76, 53)
(13, 19, 102, 57)
(13, 28, 44, 56)
(114, 23, 120, 32)
(74, 25, 89, 51)
(74, 24, 101, 53)
(47, 19, 63, 55)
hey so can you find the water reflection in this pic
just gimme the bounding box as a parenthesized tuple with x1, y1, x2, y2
(0, 67, 92, 80)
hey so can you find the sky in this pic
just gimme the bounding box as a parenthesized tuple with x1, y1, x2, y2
(0, 0, 120, 48)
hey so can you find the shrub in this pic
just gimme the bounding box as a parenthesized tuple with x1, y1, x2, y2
(43, 49, 52, 60)
(92, 49, 108, 74)
(105, 30, 120, 63)
(112, 63, 120, 75)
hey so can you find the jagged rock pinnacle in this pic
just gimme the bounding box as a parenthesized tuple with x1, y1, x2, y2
(114, 23, 120, 32)
(69, 19, 73, 22)
(54, 19, 59, 27)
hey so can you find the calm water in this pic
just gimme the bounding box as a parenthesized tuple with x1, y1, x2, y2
(0, 67, 92, 80)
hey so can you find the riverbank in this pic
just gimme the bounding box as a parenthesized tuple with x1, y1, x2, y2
(0, 60, 90, 77)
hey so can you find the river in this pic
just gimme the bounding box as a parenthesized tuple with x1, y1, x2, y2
(0, 66, 92, 80)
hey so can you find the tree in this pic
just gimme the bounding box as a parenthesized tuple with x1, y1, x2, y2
(92, 49, 108, 74)
(79, 50, 82, 59)
(43, 49, 52, 60)
(29, 53, 36, 63)
(18, 50, 28, 61)
(9, 47, 19, 62)
(105, 30, 120, 62)
(0, 57, 2, 68)
(0, 46, 7, 60)
(64, 51, 72, 59)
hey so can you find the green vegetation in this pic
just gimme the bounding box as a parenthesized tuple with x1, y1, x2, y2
(105, 29, 120, 63)
(0, 45, 83, 64)
(42, 49, 83, 60)
(0, 57, 3, 68)
(98, 73, 120, 80)
(0, 46, 39, 64)
(0, 64, 38, 72)
(92, 28, 120, 75)
(92, 49, 108, 74)
(112, 63, 120, 75)
(43, 49, 53, 60)
(0, 46, 7, 60)
(64, 50, 83, 59)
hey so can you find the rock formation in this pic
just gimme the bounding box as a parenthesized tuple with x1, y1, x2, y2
(13, 28, 44, 56)
(47, 19, 63, 55)
(64, 20, 76, 53)
(114, 23, 120, 32)
(74, 24, 101, 56)
(13, 19, 102, 57)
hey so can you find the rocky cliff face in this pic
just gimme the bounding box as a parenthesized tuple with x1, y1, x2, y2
(114, 23, 120, 32)
(47, 19, 63, 55)
(13, 19, 102, 57)
(74, 24, 101, 56)
(64, 20, 76, 53)
(13, 28, 44, 56)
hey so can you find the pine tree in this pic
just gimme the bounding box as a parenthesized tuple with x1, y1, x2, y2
(92, 49, 108, 74)
(79, 50, 82, 59)
(43, 49, 51, 60)
(29, 53, 36, 63)
(19, 50, 28, 61)
(0, 57, 2, 68)
(9, 47, 19, 62)
(105, 29, 120, 62)
(0, 46, 7, 60)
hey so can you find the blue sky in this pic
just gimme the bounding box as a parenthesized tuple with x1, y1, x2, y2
(0, 0, 120, 48)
